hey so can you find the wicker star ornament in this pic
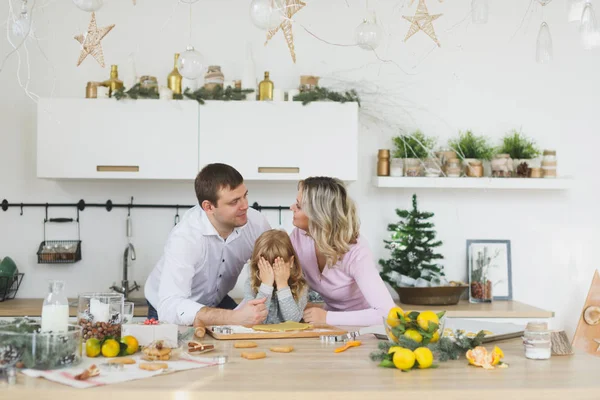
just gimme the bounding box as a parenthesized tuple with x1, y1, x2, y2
(403, 0, 442, 47)
(265, 0, 306, 63)
(74, 12, 115, 67)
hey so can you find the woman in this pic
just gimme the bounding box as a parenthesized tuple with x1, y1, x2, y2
(290, 177, 395, 326)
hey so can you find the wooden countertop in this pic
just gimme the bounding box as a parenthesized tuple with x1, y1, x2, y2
(0, 299, 148, 317)
(397, 299, 554, 318)
(0, 298, 552, 319)
(5, 334, 600, 399)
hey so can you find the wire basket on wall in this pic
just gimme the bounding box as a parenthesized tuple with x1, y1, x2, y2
(37, 217, 82, 264)
(0, 273, 24, 302)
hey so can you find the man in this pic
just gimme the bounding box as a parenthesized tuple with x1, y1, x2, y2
(145, 163, 270, 326)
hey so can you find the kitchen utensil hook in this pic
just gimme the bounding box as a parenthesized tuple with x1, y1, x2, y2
(128, 196, 134, 217)
(278, 208, 282, 227)
(174, 206, 180, 226)
(20, 203, 23, 216)
(44, 203, 48, 222)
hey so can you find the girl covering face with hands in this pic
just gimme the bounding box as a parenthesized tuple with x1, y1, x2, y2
(243, 229, 308, 324)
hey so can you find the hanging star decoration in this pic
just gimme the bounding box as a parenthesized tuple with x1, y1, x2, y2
(403, 0, 442, 47)
(74, 12, 115, 67)
(265, 0, 306, 63)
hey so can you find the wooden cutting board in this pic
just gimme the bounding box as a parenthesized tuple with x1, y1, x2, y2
(206, 323, 347, 340)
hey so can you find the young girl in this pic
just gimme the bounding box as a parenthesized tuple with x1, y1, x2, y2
(243, 229, 308, 324)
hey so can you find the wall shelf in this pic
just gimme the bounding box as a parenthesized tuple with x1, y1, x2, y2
(373, 176, 573, 190)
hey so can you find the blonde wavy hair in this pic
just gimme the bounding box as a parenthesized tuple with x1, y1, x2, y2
(299, 177, 360, 266)
(250, 229, 307, 301)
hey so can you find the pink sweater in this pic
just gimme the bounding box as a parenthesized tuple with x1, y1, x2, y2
(290, 228, 396, 326)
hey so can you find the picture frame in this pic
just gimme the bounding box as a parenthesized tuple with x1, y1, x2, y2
(466, 240, 513, 301)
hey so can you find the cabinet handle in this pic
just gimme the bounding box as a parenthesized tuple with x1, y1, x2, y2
(258, 167, 300, 174)
(96, 165, 140, 172)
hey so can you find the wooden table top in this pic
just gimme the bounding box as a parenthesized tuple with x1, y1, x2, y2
(0, 298, 552, 319)
(5, 333, 600, 399)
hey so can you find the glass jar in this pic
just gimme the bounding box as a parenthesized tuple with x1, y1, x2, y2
(465, 159, 484, 177)
(41, 280, 69, 333)
(542, 149, 557, 178)
(523, 321, 551, 360)
(446, 158, 462, 177)
(404, 158, 422, 177)
(424, 157, 442, 177)
(78, 292, 124, 341)
(390, 158, 404, 177)
(491, 154, 513, 178)
(377, 149, 390, 176)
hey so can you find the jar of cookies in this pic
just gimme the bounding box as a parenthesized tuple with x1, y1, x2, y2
(78, 292, 124, 341)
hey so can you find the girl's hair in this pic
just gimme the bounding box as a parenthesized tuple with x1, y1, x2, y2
(299, 177, 360, 266)
(250, 229, 307, 301)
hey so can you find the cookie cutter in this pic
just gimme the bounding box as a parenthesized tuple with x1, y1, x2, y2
(320, 331, 359, 343)
(212, 326, 233, 335)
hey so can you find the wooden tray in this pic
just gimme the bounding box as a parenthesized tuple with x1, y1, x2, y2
(206, 324, 347, 340)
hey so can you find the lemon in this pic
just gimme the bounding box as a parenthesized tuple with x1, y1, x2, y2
(85, 338, 101, 358)
(120, 335, 139, 355)
(392, 347, 416, 370)
(413, 347, 434, 369)
(403, 329, 423, 343)
(430, 331, 440, 343)
(386, 307, 404, 328)
(417, 311, 439, 331)
(404, 310, 415, 322)
(101, 338, 121, 358)
(388, 346, 401, 355)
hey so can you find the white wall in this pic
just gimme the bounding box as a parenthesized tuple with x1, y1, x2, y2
(1, 0, 599, 337)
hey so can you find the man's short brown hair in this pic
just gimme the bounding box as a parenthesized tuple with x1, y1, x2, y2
(195, 163, 244, 207)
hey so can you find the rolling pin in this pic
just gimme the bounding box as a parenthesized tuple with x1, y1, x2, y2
(194, 321, 206, 338)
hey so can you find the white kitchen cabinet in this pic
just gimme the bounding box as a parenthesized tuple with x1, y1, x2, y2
(37, 99, 199, 180)
(198, 101, 359, 181)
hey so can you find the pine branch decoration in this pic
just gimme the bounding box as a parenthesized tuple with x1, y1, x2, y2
(292, 87, 361, 106)
(114, 85, 254, 104)
(369, 330, 487, 364)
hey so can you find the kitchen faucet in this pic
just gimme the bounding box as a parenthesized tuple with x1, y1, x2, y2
(110, 243, 139, 299)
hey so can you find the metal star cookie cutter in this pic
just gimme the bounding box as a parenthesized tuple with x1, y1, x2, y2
(212, 326, 233, 335)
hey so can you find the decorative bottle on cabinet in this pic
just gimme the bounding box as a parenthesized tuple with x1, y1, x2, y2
(105, 65, 123, 98)
(259, 71, 274, 101)
(167, 53, 183, 95)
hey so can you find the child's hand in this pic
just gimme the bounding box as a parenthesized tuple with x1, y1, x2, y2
(273, 256, 292, 289)
(258, 256, 275, 286)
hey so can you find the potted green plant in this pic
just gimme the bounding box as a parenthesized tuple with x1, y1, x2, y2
(448, 130, 495, 177)
(497, 130, 541, 177)
(392, 130, 437, 177)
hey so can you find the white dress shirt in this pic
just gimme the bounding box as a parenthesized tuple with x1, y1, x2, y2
(144, 205, 270, 325)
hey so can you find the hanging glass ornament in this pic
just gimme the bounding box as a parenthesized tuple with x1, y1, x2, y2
(177, 45, 206, 80)
(471, 0, 489, 24)
(355, 12, 384, 50)
(567, 0, 585, 22)
(536, 22, 553, 63)
(72, 0, 103, 12)
(580, 1, 600, 49)
(249, 0, 283, 30)
(11, 0, 31, 39)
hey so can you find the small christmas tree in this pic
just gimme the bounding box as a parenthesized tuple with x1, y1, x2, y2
(379, 194, 444, 285)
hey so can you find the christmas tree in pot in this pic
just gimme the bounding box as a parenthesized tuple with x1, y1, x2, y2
(379, 195, 467, 305)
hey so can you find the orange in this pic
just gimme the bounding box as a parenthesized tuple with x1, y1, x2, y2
(120, 335, 139, 355)
(101, 338, 121, 358)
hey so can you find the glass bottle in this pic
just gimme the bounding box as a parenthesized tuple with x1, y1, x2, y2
(377, 149, 390, 176)
(41, 280, 69, 333)
(523, 321, 551, 360)
(167, 53, 183, 95)
(105, 65, 123, 98)
(259, 71, 274, 101)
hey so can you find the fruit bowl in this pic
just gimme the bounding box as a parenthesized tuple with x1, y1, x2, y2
(0, 321, 82, 370)
(383, 307, 446, 346)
